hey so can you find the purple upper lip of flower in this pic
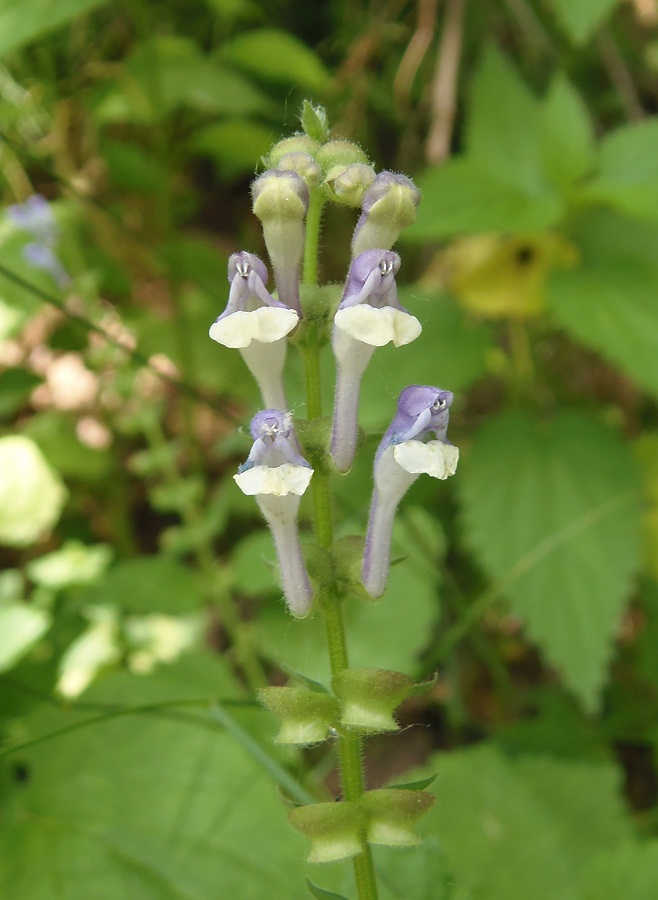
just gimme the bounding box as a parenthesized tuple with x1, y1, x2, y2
(239, 409, 310, 472)
(378, 385, 454, 461)
(338, 249, 404, 311)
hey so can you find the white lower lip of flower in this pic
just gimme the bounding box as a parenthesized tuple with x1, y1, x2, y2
(209, 308, 298, 348)
(334, 306, 421, 347)
(234, 464, 313, 497)
(392, 440, 459, 479)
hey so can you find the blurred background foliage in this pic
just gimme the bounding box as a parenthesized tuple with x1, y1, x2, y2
(3, 0, 658, 897)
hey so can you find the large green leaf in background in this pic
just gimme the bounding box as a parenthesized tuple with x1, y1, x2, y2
(0, 0, 107, 58)
(539, 75, 596, 190)
(409, 48, 564, 239)
(579, 120, 658, 222)
(547, 0, 620, 45)
(458, 410, 642, 710)
(549, 210, 658, 400)
(221, 28, 330, 92)
(423, 743, 634, 900)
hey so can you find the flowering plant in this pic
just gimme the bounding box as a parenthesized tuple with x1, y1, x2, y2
(210, 104, 458, 899)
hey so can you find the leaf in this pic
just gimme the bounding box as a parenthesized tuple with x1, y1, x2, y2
(424, 743, 633, 900)
(583, 841, 658, 900)
(548, 210, 658, 399)
(580, 120, 658, 221)
(408, 158, 564, 239)
(0, 604, 50, 673)
(466, 47, 543, 190)
(192, 119, 276, 177)
(0, 368, 42, 419)
(0, 0, 108, 58)
(540, 74, 596, 190)
(77, 557, 204, 614)
(387, 774, 437, 792)
(221, 29, 330, 92)
(0, 668, 317, 899)
(547, 0, 619, 44)
(458, 410, 642, 710)
(306, 880, 349, 900)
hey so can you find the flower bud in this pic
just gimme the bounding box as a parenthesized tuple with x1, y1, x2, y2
(258, 686, 339, 745)
(288, 801, 364, 863)
(332, 668, 414, 733)
(324, 163, 376, 207)
(352, 172, 421, 258)
(265, 135, 320, 169)
(252, 170, 309, 314)
(362, 789, 435, 847)
(316, 139, 369, 175)
(277, 152, 323, 189)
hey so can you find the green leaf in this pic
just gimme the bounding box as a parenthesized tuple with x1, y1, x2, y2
(583, 841, 658, 900)
(0, 669, 316, 899)
(221, 29, 330, 92)
(408, 158, 563, 239)
(580, 120, 658, 221)
(0, 604, 50, 673)
(458, 410, 642, 710)
(387, 774, 437, 792)
(192, 119, 276, 177)
(540, 74, 596, 190)
(424, 743, 633, 900)
(547, 0, 619, 44)
(301, 101, 329, 142)
(0, 368, 42, 419)
(306, 881, 349, 900)
(77, 556, 204, 614)
(466, 47, 543, 190)
(0, 0, 108, 58)
(548, 211, 658, 399)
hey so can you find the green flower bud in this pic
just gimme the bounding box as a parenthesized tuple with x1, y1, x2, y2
(252, 170, 309, 313)
(277, 152, 323, 189)
(266, 135, 320, 169)
(362, 788, 435, 847)
(316, 139, 369, 175)
(288, 801, 364, 863)
(352, 172, 421, 258)
(324, 163, 376, 207)
(332, 668, 414, 733)
(258, 686, 339, 745)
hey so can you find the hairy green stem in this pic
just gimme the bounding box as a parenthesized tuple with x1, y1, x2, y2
(301, 204, 379, 900)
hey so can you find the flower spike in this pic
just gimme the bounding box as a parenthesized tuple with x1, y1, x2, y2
(209, 252, 298, 411)
(330, 250, 422, 473)
(234, 410, 313, 617)
(362, 386, 458, 598)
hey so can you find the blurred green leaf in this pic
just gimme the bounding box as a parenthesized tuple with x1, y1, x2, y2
(23, 412, 112, 482)
(583, 841, 658, 900)
(192, 119, 276, 177)
(96, 36, 273, 124)
(408, 159, 563, 239)
(424, 743, 632, 899)
(466, 47, 543, 190)
(0, 368, 41, 419)
(103, 141, 168, 193)
(231, 529, 277, 596)
(0, 669, 315, 899)
(0, 0, 108, 58)
(221, 28, 330, 91)
(27, 541, 112, 589)
(549, 211, 658, 399)
(78, 557, 204, 614)
(540, 74, 596, 190)
(547, 0, 619, 44)
(307, 881, 349, 900)
(0, 604, 50, 673)
(458, 410, 642, 710)
(580, 120, 658, 221)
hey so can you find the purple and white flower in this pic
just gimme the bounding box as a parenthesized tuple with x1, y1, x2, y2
(234, 410, 313, 617)
(362, 386, 458, 598)
(7, 195, 70, 288)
